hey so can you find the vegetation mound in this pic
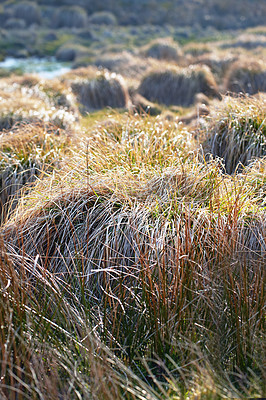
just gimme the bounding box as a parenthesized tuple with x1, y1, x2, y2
(88, 11, 117, 25)
(71, 71, 130, 112)
(141, 38, 183, 62)
(11, 1, 41, 26)
(0, 76, 77, 131)
(0, 122, 71, 223)
(225, 59, 266, 94)
(53, 6, 87, 29)
(204, 94, 266, 173)
(138, 65, 220, 107)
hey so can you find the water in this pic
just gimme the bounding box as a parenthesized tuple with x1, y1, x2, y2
(0, 57, 71, 79)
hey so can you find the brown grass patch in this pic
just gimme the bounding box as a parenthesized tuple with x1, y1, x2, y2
(138, 65, 220, 107)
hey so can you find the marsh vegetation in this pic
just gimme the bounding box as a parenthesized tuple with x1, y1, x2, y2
(0, 1, 265, 399)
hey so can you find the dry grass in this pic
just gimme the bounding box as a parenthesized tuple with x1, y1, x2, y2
(71, 70, 131, 112)
(138, 65, 220, 107)
(0, 76, 78, 131)
(203, 94, 266, 173)
(0, 122, 72, 224)
(225, 59, 266, 94)
(1, 152, 265, 399)
(0, 44, 265, 399)
(140, 38, 183, 62)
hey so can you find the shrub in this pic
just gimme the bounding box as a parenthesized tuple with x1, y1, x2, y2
(141, 38, 183, 62)
(225, 59, 266, 94)
(71, 71, 130, 112)
(203, 94, 266, 174)
(53, 6, 87, 29)
(12, 1, 41, 26)
(88, 11, 117, 25)
(138, 65, 220, 107)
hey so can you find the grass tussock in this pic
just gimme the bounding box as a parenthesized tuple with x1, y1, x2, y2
(71, 70, 131, 112)
(1, 153, 265, 399)
(138, 65, 220, 107)
(0, 40, 265, 398)
(204, 94, 266, 173)
(0, 122, 72, 224)
(53, 6, 87, 29)
(225, 59, 266, 95)
(141, 38, 183, 62)
(11, 1, 41, 27)
(0, 76, 78, 131)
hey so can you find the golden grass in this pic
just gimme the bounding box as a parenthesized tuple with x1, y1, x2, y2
(71, 70, 131, 112)
(203, 94, 266, 173)
(225, 59, 266, 94)
(0, 52, 265, 399)
(138, 65, 220, 107)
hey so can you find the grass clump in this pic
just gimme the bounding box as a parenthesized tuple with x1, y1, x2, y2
(141, 38, 183, 62)
(88, 11, 117, 25)
(225, 59, 266, 94)
(11, 1, 41, 26)
(138, 65, 220, 107)
(0, 122, 71, 223)
(1, 154, 265, 399)
(204, 94, 266, 174)
(53, 6, 87, 29)
(0, 75, 77, 131)
(71, 70, 131, 112)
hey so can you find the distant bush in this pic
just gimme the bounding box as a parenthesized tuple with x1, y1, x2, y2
(225, 60, 266, 95)
(12, 1, 41, 26)
(71, 71, 130, 111)
(138, 65, 220, 107)
(204, 94, 266, 174)
(141, 38, 183, 62)
(53, 6, 87, 29)
(88, 11, 117, 25)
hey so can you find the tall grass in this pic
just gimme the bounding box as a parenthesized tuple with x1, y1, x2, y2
(0, 102, 265, 399)
(204, 94, 266, 173)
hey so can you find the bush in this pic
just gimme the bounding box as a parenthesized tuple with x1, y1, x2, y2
(53, 6, 87, 29)
(12, 1, 41, 26)
(71, 71, 130, 111)
(203, 94, 266, 173)
(225, 59, 266, 94)
(138, 65, 220, 107)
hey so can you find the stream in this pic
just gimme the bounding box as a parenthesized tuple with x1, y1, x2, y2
(0, 57, 71, 79)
